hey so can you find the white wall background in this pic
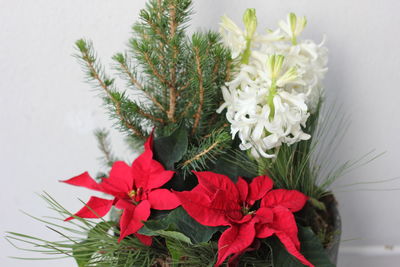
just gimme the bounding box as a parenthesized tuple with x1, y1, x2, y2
(1, 0, 400, 266)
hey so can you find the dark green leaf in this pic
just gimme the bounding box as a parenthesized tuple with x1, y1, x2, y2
(167, 207, 223, 244)
(212, 153, 255, 182)
(154, 124, 188, 170)
(140, 207, 221, 244)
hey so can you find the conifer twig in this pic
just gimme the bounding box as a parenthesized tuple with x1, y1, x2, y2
(95, 129, 116, 166)
(192, 47, 205, 134)
(225, 59, 232, 82)
(137, 108, 165, 124)
(167, 2, 178, 123)
(116, 58, 166, 113)
(181, 139, 221, 167)
(78, 43, 144, 139)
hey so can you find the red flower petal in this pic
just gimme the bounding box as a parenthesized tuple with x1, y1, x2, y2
(194, 171, 239, 202)
(131, 134, 175, 190)
(65, 196, 113, 221)
(147, 189, 180, 210)
(255, 207, 275, 238)
(215, 221, 256, 266)
(255, 224, 275, 239)
(100, 161, 133, 197)
(247, 175, 273, 205)
(134, 233, 153, 246)
(146, 169, 175, 190)
(61, 172, 102, 192)
(144, 130, 154, 151)
(261, 189, 308, 212)
(174, 191, 230, 227)
(270, 206, 300, 249)
(275, 231, 314, 267)
(255, 207, 274, 224)
(236, 177, 248, 203)
(114, 198, 133, 210)
(118, 200, 151, 242)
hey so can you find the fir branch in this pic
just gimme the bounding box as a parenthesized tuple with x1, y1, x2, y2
(112, 53, 166, 113)
(181, 141, 219, 168)
(94, 129, 117, 167)
(180, 130, 231, 172)
(75, 39, 145, 139)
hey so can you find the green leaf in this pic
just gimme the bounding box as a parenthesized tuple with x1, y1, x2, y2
(140, 207, 221, 244)
(212, 153, 255, 182)
(156, 230, 192, 244)
(167, 207, 223, 244)
(154, 124, 188, 170)
(140, 216, 171, 234)
(271, 226, 334, 267)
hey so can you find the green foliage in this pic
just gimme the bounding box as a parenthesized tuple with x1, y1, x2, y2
(256, 101, 380, 202)
(270, 227, 334, 267)
(153, 124, 188, 170)
(76, 0, 233, 171)
(6, 193, 166, 267)
(140, 207, 222, 244)
(94, 129, 118, 168)
(179, 128, 231, 174)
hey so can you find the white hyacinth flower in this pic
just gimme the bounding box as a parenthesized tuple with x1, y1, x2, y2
(217, 11, 327, 158)
(279, 13, 307, 45)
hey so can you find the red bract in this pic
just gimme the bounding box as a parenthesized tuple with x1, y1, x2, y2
(62, 133, 180, 245)
(175, 171, 312, 267)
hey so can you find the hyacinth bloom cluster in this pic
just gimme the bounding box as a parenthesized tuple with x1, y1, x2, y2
(217, 10, 328, 158)
(175, 172, 312, 267)
(62, 133, 180, 245)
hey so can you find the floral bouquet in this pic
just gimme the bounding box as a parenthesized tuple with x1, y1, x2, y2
(7, 1, 346, 266)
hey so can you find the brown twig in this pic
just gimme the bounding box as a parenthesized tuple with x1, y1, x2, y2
(212, 60, 220, 83)
(225, 59, 232, 82)
(179, 100, 193, 120)
(201, 123, 229, 140)
(143, 52, 169, 86)
(137, 107, 165, 124)
(181, 140, 221, 167)
(192, 47, 205, 134)
(166, 2, 178, 123)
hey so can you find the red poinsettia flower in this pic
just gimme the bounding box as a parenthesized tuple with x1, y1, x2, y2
(62, 133, 180, 245)
(174, 171, 312, 267)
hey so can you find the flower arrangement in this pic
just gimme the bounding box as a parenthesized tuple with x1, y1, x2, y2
(7, 1, 350, 266)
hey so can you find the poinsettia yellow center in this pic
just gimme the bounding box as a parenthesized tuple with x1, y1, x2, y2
(127, 190, 136, 198)
(241, 205, 255, 215)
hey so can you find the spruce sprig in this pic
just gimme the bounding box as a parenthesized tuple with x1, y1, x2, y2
(75, 0, 233, 170)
